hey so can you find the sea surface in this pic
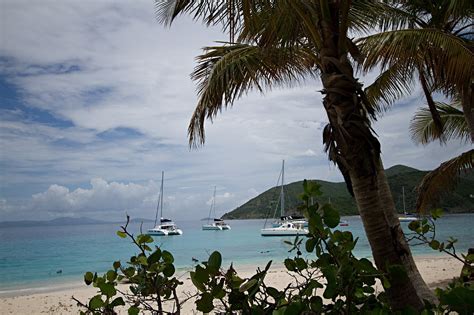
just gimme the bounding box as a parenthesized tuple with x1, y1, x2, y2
(1, 214, 473, 295)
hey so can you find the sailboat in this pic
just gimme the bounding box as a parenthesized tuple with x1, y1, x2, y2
(147, 171, 183, 236)
(261, 160, 309, 237)
(398, 186, 418, 222)
(202, 186, 231, 230)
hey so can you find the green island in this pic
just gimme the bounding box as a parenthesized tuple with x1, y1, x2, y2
(223, 164, 474, 219)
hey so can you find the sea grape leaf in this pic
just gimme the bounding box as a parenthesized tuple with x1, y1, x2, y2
(429, 240, 440, 250)
(99, 282, 116, 298)
(310, 296, 323, 312)
(84, 272, 94, 285)
(322, 204, 340, 228)
(137, 255, 148, 266)
(196, 292, 214, 313)
(208, 251, 222, 272)
(128, 306, 139, 315)
(190, 271, 206, 292)
(284, 258, 296, 272)
(239, 279, 257, 292)
(195, 265, 209, 283)
(306, 238, 316, 252)
(106, 270, 117, 282)
(89, 295, 104, 309)
(110, 297, 125, 307)
(162, 250, 174, 264)
(148, 248, 162, 265)
(266, 287, 281, 299)
(440, 287, 474, 314)
(112, 261, 121, 270)
(295, 257, 307, 271)
(163, 264, 175, 277)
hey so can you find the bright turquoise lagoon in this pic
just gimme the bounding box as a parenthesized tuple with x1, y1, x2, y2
(1, 214, 473, 294)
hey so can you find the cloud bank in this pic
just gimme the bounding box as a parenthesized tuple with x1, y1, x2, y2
(0, 0, 470, 221)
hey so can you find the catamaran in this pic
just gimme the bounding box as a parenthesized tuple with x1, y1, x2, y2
(202, 186, 231, 230)
(148, 171, 183, 236)
(261, 160, 309, 237)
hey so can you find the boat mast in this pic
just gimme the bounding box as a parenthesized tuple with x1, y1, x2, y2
(154, 171, 164, 226)
(160, 171, 164, 220)
(280, 160, 285, 217)
(402, 186, 406, 215)
(207, 186, 216, 224)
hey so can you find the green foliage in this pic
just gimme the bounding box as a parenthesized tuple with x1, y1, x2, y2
(436, 280, 474, 315)
(75, 216, 183, 314)
(405, 209, 474, 314)
(189, 180, 391, 313)
(78, 183, 473, 314)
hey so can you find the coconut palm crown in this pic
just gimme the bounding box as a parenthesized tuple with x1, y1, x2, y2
(359, 0, 474, 139)
(155, 0, 436, 309)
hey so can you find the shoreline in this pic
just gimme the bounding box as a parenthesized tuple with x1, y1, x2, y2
(0, 255, 464, 314)
(0, 251, 454, 298)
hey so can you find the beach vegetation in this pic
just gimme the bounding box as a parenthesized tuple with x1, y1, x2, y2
(77, 182, 473, 314)
(74, 217, 185, 314)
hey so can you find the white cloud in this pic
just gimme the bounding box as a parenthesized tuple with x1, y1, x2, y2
(30, 179, 158, 214)
(0, 0, 471, 222)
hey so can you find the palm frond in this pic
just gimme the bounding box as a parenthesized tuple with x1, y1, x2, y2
(409, 102, 470, 144)
(359, 29, 474, 89)
(416, 149, 474, 213)
(155, 0, 244, 37)
(363, 61, 416, 112)
(237, 1, 322, 49)
(348, 0, 397, 33)
(188, 43, 318, 146)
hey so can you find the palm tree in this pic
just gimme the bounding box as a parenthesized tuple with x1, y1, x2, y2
(359, 0, 474, 140)
(409, 100, 473, 212)
(155, 1, 435, 309)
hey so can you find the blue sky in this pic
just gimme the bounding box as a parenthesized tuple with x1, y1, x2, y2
(0, 0, 470, 222)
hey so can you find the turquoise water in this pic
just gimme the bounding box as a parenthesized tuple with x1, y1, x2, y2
(0, 214, 473, 294)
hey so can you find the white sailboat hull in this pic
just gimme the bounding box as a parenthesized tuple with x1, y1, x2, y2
(261, 226, 309, 236)
(202, 224, 222, 230)
(261, 221, 308, 237)
(147, 228, 183, 236)
(398, 216, 418, 222)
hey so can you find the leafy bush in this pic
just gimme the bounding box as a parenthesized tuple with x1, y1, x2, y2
(74, 219, 184, 314)
(76, 181, 473, 314)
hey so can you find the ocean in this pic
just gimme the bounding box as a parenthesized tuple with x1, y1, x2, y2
(1, 214, 473, 295)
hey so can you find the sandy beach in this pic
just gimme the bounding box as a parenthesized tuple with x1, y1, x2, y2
(0, 256, 463, 314)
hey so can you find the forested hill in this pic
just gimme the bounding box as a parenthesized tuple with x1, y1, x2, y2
(221, 165, 474, 219)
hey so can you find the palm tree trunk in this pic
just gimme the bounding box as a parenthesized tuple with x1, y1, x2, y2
(350, 172, 429, 309)
(376, 163, 437, 304)
(460, 82, 474, 142)
(320, 37, 436, 309)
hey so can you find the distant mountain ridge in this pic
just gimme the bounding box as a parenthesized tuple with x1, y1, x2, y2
(0, 217, 107, 228)
(0, 216, 154, 228)
(222, 165, 474, 220)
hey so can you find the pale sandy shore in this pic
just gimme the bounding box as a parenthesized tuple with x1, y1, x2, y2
(0, 256, 463, 314)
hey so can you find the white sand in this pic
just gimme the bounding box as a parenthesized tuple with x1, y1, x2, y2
(0, 256, 464, 314)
